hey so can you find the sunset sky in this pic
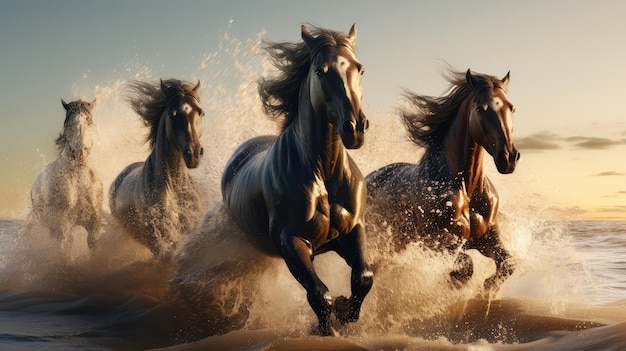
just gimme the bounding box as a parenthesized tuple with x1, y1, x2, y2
(1, 1, 625, 219)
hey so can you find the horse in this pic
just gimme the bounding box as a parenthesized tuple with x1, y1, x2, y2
(366, 69, 519, 294)
(109, 79, 205, 262)
(30, 99, 103, 252)
(220, 24, 372, 336)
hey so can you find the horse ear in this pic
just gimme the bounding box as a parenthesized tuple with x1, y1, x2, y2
(192, 80, 201, 93)
(466, 69, 476, 89)
(501, 71, 510, 86)
(348, 23, 357, 44)
(89, 99, 96, 108)
(160, 79, 169, 95)
(61, 99, 69, 110)
(301, 25, 316, 48)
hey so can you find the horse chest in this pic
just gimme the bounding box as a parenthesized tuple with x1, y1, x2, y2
(282, 177, 354, 248)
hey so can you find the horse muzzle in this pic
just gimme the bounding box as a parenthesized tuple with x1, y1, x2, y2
(340, 112, 369, 149)
(495, 148, 520, 174)
(183, 144, 204, 169)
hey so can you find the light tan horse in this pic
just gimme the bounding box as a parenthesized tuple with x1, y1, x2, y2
(367, 69, 519, 294)
(31, 99, 102, 252)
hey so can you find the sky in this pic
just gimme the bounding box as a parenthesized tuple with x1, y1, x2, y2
(1, 0, 625, 220)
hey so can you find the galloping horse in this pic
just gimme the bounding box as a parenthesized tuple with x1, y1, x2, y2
(109, 79, 204, 262)
(31, 99, 103, 251)
(366, 69, 519, 294)
(221, 24, 372, 336)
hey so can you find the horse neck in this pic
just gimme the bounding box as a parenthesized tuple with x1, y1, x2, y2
(441, 101, 485, 195)
(148, 114, 187, 188)
(290, 79, 345, 175)
(59, 146, 87, 168)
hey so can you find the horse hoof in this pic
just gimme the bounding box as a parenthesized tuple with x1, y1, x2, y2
(333, 295, 358, 324)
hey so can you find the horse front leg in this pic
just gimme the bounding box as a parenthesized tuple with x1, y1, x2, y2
(82, 210, 101, 249)
(279, 229, 335, 336)
(466, 225, 514, 294)
(332, 223, 373, 325)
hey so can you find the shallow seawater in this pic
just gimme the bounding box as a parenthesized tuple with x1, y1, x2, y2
(1, 218, 625, 351)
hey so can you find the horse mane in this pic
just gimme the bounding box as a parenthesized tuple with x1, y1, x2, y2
(400, 69, 507, 148)
(127, 79, 200, 147)
(258, 25, 355, 131)
(55, 100, 93, 151)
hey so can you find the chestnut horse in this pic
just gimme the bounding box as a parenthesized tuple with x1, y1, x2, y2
(367, 69, 519, 294)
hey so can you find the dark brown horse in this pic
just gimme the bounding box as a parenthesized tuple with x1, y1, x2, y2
(366, 69, 519, 294)
(109, 79, 205, 262)
(221, 24, 372, 336)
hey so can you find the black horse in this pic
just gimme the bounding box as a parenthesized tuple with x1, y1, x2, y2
(367, 69, 519, 294)
(221, 24, 372, 336)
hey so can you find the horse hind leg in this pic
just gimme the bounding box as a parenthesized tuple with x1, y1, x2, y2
(332, 224, 373, 325)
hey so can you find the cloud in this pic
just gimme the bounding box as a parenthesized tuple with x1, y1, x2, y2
(617, 191, 626, 194)
(592, 171, 626, 176)
(517, 131, 626, 152)
(565, 136, 623, 150)
(591, 205, 626, 215)
(516, 131, 562, 151)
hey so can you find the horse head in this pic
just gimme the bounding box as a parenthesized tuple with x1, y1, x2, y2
(466, 70, 519, 174)
(302, 24, 369, 149)
(59, 98, 96, 165)
(161, 80, 204, 169)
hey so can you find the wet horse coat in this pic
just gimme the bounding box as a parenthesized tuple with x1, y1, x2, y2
(221, 24, 372, 336)
(31, 99, 102, 251)
(367, 69, 519, 293)
(109, 79, 204, 261)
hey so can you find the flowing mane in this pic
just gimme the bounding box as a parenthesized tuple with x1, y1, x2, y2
(258, 25, 357, 131)
(400, 69, 508, 148)
(127, 79, 200, 147)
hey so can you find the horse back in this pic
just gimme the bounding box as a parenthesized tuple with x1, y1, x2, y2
(221, 135, 277, 195)
(221, 135, 276, 249)
(108, 161, 144, 218)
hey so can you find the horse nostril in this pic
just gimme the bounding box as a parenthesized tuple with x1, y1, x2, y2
(515, 151, 521, 161)
(199, 147, 204, 157)
(342, 120, 355, 135)
(356, 119, 369, 133)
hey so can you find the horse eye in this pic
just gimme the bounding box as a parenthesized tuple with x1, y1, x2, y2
(315, 68, 324, 77)
(355, 62, 364, 75)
